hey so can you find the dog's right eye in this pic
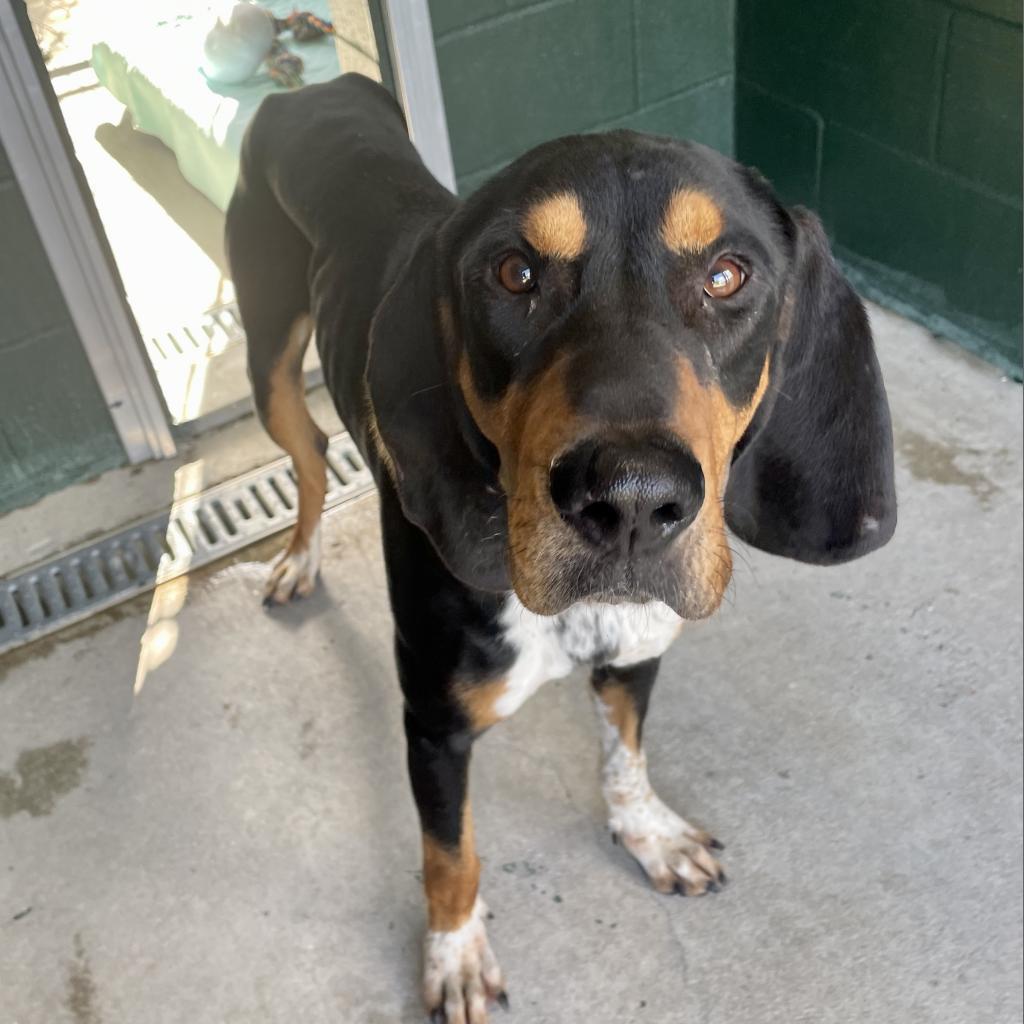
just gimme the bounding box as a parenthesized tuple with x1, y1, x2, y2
(704, 257, 746, 299)
(496, 252, 536, 294)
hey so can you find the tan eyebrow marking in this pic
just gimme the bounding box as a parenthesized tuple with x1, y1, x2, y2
(661, 188, 724, 253)
(522, 191, 588, 260)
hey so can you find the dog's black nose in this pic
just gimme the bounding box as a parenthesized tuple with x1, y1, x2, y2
(550, 439, 705, 555)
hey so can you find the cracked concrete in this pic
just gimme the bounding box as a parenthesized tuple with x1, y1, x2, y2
(0, 305, 1021, 1023)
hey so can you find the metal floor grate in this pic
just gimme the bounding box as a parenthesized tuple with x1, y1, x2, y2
(143, 302, 245, 367)
(0, 433, 375, 656)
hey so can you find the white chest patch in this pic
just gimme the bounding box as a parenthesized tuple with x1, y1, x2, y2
(492, 597, 682, 720)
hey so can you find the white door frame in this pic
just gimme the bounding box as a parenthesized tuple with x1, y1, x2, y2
(0, 0, 455, 464)
(0, 0, 176, 463)
(382, 0, 456, 192)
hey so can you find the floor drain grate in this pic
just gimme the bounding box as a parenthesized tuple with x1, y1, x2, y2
(143, 302, 245, 367)
(0, 432, 375, 656)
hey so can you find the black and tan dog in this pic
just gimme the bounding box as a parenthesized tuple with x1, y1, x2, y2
(226, 73, 896, 1022)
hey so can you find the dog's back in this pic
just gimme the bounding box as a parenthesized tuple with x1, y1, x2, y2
(226, 73, 454, 432)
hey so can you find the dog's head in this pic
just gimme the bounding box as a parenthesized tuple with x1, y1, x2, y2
(367, 131, 896, 616)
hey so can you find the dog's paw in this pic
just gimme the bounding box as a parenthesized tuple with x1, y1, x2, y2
(262, 525, 321, 605)
(424, 899, 508, 1024)
(612, 797, 726, 896)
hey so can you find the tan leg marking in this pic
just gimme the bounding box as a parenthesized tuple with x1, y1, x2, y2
(422, 804, 506, 1023)
(261, 314, 327, 604)
(423, 803, 481, 933)
(594, 681, 642, 752)
(453, 678, 511, 734)
(661, 188, 724, 253)
(594, 689, 725, 896)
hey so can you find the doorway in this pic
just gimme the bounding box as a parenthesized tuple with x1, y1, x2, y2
(10, 0, 451, 434)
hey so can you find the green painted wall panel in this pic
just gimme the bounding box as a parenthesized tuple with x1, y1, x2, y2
(951, 0, 1022, 24)
(430, 0, 543, 37)
(435, 0, 635, 180)
(430, 0, 737, 195)
(429, 0, 507, 37)
(452, 74, 735, 196)
(736, 0, 1022, 373)
(738, 0, 948, 160)
(634, 0, 734, 105)
(0, 329, 124, 512)
(937, 11, 1022, 197)
(607, 75, 734, 154)
(734, 81, 821, 207)
(822, 125, 1022, 330)
(0, 145, 124, 515)
(0, 184, 79, 349)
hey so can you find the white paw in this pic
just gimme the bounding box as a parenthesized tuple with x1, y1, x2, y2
(424, 898, 507, 1024)
(611, 794, 725, 896)
(262, 525, 321, 605)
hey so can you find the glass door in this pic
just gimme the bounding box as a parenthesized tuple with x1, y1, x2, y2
(10, 0, 451, 435)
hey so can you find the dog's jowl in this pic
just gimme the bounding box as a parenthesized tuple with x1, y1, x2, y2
(226, 73, 896, 1023)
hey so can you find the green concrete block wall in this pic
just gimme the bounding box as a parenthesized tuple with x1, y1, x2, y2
(430, 0, 736, 195)
(736, 0, 1023, 373)
(0, 141, 125, 516)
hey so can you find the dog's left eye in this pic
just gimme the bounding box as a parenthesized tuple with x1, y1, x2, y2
(496, 252, 536, 294)
(704, 258, 746, 299)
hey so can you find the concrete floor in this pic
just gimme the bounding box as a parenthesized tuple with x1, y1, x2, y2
(1, 305, 1022, 1024)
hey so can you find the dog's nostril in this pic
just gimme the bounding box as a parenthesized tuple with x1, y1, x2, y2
(549, 460, 580, 515)
(651, 502, 685, 531)
(577, 500, 620, 543)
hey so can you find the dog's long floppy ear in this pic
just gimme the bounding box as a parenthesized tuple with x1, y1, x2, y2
(725, 208, 896, 564)
(366, 232, 510, 592)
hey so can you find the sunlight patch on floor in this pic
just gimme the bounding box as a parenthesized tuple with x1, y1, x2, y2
(132, 458, 204, 696)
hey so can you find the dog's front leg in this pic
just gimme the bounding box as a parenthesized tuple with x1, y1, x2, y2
(592, 658, 726, 896)
(405, 711, 507, 1023)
